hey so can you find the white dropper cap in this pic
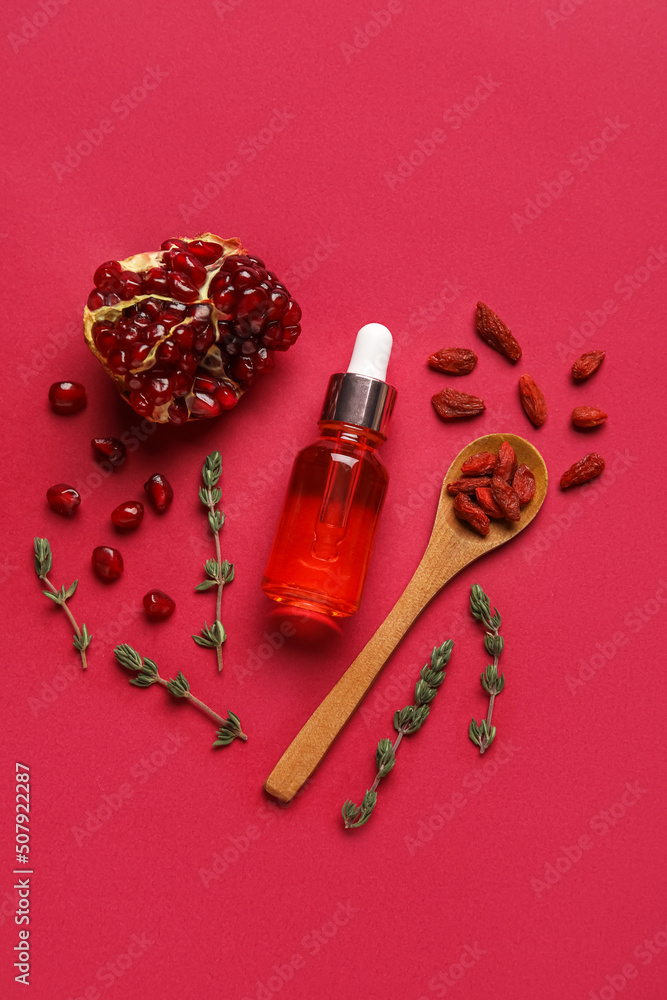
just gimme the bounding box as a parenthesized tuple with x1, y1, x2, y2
(346, 323, 393, 382)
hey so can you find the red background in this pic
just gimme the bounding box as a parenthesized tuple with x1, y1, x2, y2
(2, 1, 667, 998)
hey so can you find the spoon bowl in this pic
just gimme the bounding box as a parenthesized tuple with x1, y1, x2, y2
(265, 433, 548, 802)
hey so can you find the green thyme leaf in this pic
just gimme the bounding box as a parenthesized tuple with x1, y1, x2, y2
(65, 580, 78, 600)
(42, 590, 62, 604)
(114, 643, 143, 672)
(195, 579, 218, 592)
(34, 537, 52, 578)
(166, 671, 190, 698)
(468, 585, 505, 754)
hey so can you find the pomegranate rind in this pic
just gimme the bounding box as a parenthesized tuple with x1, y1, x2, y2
(84, 233, 249, 423)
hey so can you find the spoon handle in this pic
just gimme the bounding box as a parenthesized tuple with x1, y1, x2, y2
(264, 553, 447, 803)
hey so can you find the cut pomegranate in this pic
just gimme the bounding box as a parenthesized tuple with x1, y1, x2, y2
(91, 437, 126, 466)
(83, 233, 302, 423)
(48, 381, 87, 414)
(143, 589, 175, 620)
(144, 473, 173, 512)
(91, 545, 124, 581)
(111, 501, 144, 530)
(46, 484, 81, 517)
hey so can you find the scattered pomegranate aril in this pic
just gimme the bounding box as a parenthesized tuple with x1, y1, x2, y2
(143, 589, 176, 620)
(144, 473, 173, 512)
(91, 545, 124, 581)
(111, 501, 144, 530)
(91, 437, 126, 466)
(46, 484, 81, 517)
(83, 233, 301, 423)
(48, 381, 87, 415)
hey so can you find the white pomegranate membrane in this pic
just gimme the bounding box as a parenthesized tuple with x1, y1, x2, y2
(83, 233, 302, 424)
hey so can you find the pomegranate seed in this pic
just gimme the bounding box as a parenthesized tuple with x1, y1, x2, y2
(48, 381, 87, 414)
(190, 392, 221, 418)
(167, 399, 189, 424)
(216, 384, 238, 408)
(118, 270, 142, 299)
(170, 250, 207, 287)
(143, 589, 175, 620)
(283, 299, 302, 324)
(86, 236, 301, 422)
(129, 391, 153, 415)
(46, 483, 81, 517)
(107, 349, 130, 375)
(91, 437, 126, 466)
(93, 260, 122, 290)
(193, 374, 220, 394)
(111, 501, 144, 530)
(144, 473, 174, 512)
(188, 239, 223, 264)
(168, 271, 199, 303)
(91, 545, 124, 581)
(144, 267, 170, 295)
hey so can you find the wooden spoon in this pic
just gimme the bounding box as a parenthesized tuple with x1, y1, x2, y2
(264, 433, 548, 803)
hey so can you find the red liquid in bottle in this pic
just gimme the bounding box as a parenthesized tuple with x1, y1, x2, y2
(262, 423, 389, 617)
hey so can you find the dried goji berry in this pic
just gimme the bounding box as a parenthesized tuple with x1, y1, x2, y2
(571, 406, 607, 428)
(572, 350, 605, 381)
(453, 493, 490, 535)
(461, 451, 497, 475)
(496, 441, 517, 482)
(518, 374, 547, 427)
(560, 453, 605, 488)
(512, 464, 536, 504)
(475, 302, 522, 362)
(432, 388, 486, 420)
(475, 486, 505, 518)
(490, 475, 521, 521)
(427, 347, 478, 375)
(446, 476, 492, 495)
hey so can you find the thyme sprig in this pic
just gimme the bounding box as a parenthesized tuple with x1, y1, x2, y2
(114, 644, 247, 747)
(468, 584, 505, 754)
(194, 451, 234, 672)
(34, 537, 91, 670)
(342, 640, 453, 829)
